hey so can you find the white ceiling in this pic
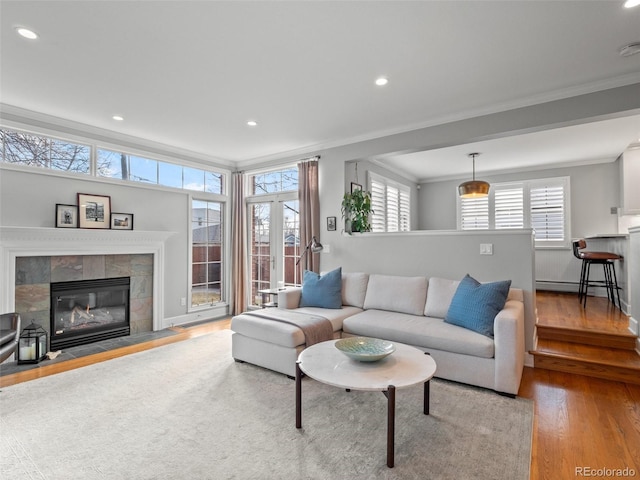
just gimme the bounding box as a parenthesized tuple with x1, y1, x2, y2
(1, 1, 640, 176)
(383, 115, 640, 182)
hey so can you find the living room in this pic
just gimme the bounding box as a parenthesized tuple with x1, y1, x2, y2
(1, 1, 640, 479)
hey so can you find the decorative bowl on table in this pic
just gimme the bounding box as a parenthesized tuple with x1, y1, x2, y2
(335, 337, 396, 362)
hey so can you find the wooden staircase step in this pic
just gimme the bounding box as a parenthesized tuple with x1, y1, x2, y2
(531, 339, 640, 385)
(536, 324, 637, 350)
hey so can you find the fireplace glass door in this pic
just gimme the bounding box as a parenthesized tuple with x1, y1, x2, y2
(50, 277, 130, 349)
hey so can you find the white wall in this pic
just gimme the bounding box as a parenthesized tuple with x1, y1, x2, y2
(419, 159, 620, 233)
(417, 161, 628, 302)
(0, 167, 192, 319)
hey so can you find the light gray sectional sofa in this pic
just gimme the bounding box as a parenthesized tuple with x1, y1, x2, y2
(231, 272, 525, 395)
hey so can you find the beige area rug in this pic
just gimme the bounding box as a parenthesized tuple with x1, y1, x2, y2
(0, 330, 532, 479)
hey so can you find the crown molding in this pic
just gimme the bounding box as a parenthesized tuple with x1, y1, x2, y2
(0, 104, 235, 170)
(418, 156, 619, 184)
(237, 74, 640, 167)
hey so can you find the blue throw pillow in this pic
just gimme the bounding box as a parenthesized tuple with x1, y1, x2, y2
(444, 274, 511, 338)
(299, 267, 343, 309)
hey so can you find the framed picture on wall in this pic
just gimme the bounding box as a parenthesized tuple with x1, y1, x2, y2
(351, 182, 362, 193)
(327, 216, 336, 231)
(78, 193, 111, 229)
(111, 213, 134, 230)
(55, 204, 78, 228)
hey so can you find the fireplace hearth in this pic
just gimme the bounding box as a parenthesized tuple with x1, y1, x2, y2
(50, 277, 131, 350)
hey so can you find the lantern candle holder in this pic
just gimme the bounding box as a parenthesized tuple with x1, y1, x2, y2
(17, 322, 48, 364)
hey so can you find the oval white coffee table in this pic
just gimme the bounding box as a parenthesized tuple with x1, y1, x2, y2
(295, 338, 437, 468)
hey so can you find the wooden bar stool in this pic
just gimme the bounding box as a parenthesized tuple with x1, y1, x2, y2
(572, 239, 621, 309)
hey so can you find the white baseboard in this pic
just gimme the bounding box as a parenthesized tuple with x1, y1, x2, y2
(628, 317, 640, 355)
(535, 281, 577, 293)
(629, 316, 639, 336)
(524, 352, 534, 368)
(161, 304, 229, 330)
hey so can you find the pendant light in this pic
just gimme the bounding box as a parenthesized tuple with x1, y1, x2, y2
(458, 152, 490, 198)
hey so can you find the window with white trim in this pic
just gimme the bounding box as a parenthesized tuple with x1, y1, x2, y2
(97, 148, 224, 194)
(0, 127, 226, 194)
(191, 199, 224, 308)
(458, 177, 570, 248)
(1, 128, 90, 172)
(246, 166, 301, 304)
(369, 172, 411, 232)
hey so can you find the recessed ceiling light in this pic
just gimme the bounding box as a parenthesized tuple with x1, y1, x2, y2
(624, 0, 640, 8)
(112, 115, 124, 121)
(375, 77, 389, 86)
(16, 27, 38, 40)
(247, 120, 257, 127)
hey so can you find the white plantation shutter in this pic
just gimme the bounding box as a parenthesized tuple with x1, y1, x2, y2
(495, 186, 524, 229)
(460, 196, 489, 230)
(368, 172, 411, 232)
(530, 182, 566, 244)
(386, 185, 399, 232)
(457, 177, 570, 248)
(370, 177, 386, 232)
(399, 189, 410, 232)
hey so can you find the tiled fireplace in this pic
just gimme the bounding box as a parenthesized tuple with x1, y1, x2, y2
(16, 254, 152, 345)
(0, 227, 172, 347)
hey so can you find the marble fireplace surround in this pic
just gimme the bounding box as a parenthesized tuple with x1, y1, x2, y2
(0, 227, 174, 334)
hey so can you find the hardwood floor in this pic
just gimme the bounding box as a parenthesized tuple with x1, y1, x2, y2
(533, 291, 639, 376)
(535, 290, 631, 332)
(1, 292, 639, 479)
(523, 292, 640, 479)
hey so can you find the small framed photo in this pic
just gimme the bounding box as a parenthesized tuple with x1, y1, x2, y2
(111, 213, 134, 230)
(351, 182, 362, 193)
(327, 216, 337, 231)
(78, 193, 111, 229)
(55, 204, 78, 228)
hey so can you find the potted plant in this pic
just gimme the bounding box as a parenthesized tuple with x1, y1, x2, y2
(341, 189, 373, 233)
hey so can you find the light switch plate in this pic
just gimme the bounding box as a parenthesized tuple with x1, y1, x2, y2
(480, 243, 493, 255)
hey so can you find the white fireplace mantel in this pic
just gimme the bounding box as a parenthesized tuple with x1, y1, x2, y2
(0, 226, 175, 330)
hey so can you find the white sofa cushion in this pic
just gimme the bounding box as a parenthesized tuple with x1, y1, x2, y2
(342, 309, 495, 358)
(363, 274, 428, 316)
(342, 272, 369, 308)
(320, 271, 369, 308)
(424, 277, 460, 318)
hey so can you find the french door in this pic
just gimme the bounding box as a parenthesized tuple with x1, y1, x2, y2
(248, 198, 300, 307)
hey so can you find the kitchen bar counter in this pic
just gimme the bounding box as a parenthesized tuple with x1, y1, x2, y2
(586, 234, 629, 239)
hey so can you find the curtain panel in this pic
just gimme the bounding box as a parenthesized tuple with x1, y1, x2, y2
(231, 172, 247, 315)
(298, 159, 321, 274)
